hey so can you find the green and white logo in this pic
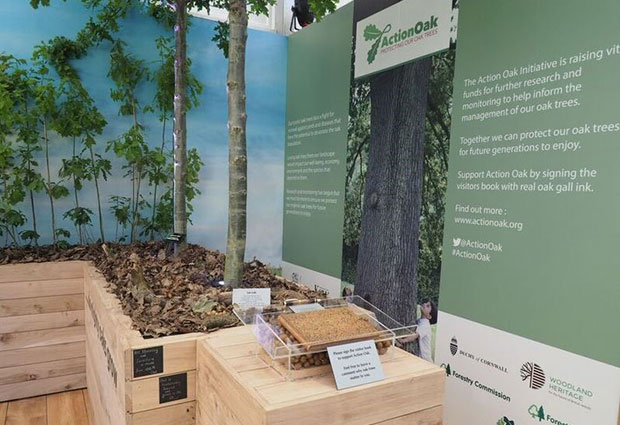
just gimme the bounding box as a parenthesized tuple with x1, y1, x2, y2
(354, 0, 452, 79)
(363, 16, 439, 64)
(497, 417, 515, 425)
(527, 405, 570, 425)
(528, 405, 546, 422)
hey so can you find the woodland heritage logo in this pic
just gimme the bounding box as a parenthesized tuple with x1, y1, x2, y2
(363, 15, 439, 64)
(521, 362, 546, 390)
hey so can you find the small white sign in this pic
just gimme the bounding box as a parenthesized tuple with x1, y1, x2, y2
(232, 288, 271, 308)
(354, 0, 453, 79)
(327, 340, 385, 390)
(289, 303, 325, 313)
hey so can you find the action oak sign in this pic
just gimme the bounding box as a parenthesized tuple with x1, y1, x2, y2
(354, 0, 453, 79)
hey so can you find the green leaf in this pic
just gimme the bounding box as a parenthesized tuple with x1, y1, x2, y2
(364, 24, 382, 41)
(367, 37, 382, 64)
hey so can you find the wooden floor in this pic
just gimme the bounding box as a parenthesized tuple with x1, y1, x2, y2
(0, 390, 92, 425)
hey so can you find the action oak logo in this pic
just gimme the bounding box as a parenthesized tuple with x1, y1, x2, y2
(520, 362, 546, 390)
(363, 15, 440, 64)
(497, 417, 516, 425)
(363, 23, 392, 64)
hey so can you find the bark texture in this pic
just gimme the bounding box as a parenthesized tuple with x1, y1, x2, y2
(173, 0, 188, 249)
(224, 0, 249, 287)
(354, 59, 432, 334)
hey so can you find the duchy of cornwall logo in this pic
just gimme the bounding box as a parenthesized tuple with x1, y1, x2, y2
(520, 362, 546, 389)
(450, 336, 458, 355)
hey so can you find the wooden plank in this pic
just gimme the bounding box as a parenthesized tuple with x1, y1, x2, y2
(47, 390, 89, 425)
(197, 388, 243, 425)
(238, 367, 284, 387)
(127, 371, 196, 413)
(0, 310, 84, 333)
(4, 395, 47, 425)
(129, 338, 201, 381)
(217, 342, 257, 360)
(373, 406, 442, 425)
(0, 357, 86, 385)
(257, 354, 438, 404)
(0, 277, 83, 300)
(130, 401, 196, 425)
(0, 294, 84, 317)
(86, 340, 123, 425)
(0, 342, 85, 368)
(0, 402, 6, 425)
(84, 299, 126, 425)
(198, 340, 265, 425)
(0, 261, 85, 283)
(0, 373, 86, 402)
(82, 390, 95, 425)
(265, 368, 443, 425)
(0, 326, 85, 352)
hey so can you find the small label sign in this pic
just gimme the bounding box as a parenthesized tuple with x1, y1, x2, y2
(133, 346, 164, 378)
(327, 340, 385, 390)
(159, 373, 188, 404)
(289, 303, 325, 313)
(232, 288, 271, 308)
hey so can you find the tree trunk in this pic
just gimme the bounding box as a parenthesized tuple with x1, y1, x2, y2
(44, 119, 57, 246)
(89, 145, 105, 243)
(173, 0, 188, 251)
(224, 0, 248, 288)
(353, 59, 432, 352)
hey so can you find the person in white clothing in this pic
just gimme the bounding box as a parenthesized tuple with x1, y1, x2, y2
(416, 300, 437, 362)
(396, 299, 438, 363)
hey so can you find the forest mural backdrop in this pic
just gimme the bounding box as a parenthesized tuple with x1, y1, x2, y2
(0, 0, 287, 265)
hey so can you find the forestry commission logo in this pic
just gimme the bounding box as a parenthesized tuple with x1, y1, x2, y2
(363, 15, 439, 64)
(527, 405, 571, 425)
(528, 405, 546, 421)
(450, 336, 458, 355)
(520, 362, 546, 390)
(497, 417, 515, 425)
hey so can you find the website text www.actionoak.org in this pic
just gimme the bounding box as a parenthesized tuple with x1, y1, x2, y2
(454, 216, 524, 232)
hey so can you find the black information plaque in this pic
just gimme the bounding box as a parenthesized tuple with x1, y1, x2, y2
(159, 373, 188, 404)
(133, 346, 164, 378)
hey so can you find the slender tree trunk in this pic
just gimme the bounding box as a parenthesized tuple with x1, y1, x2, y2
(29, 189, 37, 246)
(72, 136, 83, 245)
(354, 59, 432, 353)
(89, 145, 105, 243)
(224, 0, 248, 287)
(151, 118, 167, 241)
(44, 119, 57, 246)
(173, 0, 188, 251)
(131, 168, 142, 243)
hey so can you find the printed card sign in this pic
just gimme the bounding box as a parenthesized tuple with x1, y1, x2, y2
(327, 340, 385, 390)
(232, 288, 271, 308)
(289, 303, 325, 313)
(354, 0, 453, 79)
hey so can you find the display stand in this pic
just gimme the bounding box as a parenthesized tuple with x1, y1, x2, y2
(197, 326, 445, 425)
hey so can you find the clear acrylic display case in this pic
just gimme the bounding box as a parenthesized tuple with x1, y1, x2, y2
(252, 296, 417, 380)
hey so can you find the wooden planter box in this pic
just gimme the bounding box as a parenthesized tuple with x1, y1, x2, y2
(0, 261, 87, 402)
(84, 264, 205, 425)
(197, 326, 445, 425)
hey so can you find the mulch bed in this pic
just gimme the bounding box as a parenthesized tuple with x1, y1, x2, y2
(0, 242, 322, 338)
